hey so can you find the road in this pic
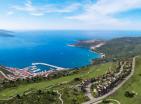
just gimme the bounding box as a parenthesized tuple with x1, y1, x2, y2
(0, 71, 12, 80)
(56, 90, 64, 104)
(83, 57, 136, 104)
(85, 83, 95, 101)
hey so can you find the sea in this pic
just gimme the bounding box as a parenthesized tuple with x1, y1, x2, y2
(0, 30, 141, 71)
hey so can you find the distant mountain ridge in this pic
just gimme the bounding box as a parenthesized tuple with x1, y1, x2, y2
(0, 29, 14, 37)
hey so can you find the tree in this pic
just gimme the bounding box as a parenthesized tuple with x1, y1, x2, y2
(74, 77, 82, 82)
(102, 99, 110, 103)
(16, 94, 21, 99)
(125, 91, 135, 98)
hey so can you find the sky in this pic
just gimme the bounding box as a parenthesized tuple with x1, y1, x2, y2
(0, 0, 141, 30)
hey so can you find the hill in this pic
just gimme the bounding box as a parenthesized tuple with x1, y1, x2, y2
(71, 37, 141, 59)
(96, 37, 141, 58)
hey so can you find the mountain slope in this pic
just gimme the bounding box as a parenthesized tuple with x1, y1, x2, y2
(96, 37, 141, 58)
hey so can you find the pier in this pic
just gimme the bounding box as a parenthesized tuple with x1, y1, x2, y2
(32, 63, 66, 70)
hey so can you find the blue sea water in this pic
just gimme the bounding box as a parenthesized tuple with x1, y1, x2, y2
(0, 30, 141, 70)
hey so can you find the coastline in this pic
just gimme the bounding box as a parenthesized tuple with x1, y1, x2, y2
(68, 41, 106, 59)
(90, 42, 105, 50)
(90, 42, 106, 58)
(0, 40, 106, 80)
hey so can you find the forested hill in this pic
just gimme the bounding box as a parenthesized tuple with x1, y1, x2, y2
(96, 37, 141, 58)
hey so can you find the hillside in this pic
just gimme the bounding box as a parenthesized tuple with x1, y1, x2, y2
(101, 56, 141, 104)
(0, 62, 115, 104)
(96, 37, 141, 58)
(71, 37, 141, 59)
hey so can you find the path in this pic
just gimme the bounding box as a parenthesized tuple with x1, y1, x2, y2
(85, 84, 94, 101)
(56, 90, 63, 104)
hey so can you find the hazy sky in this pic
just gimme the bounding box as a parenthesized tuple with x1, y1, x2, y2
(0, 0, 141, 30)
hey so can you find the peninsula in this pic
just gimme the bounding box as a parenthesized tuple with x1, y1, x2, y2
(69, 40, 105, 49)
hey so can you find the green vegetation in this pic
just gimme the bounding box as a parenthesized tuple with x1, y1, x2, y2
(102, 56, 141, 104)
(0, 90, 61, 104)
(0, 62, 115, 104)
(61, 87, 88, 104)
(96, 37, 141, 58)
(0, 81, 88, 104)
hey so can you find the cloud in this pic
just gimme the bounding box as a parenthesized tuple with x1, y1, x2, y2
(5, 0, 141, 30)
(67, 0, 141, 29)
(9, 0, 81, 16)
(7, 11, 14, 15)
(88, 0, 141, 15)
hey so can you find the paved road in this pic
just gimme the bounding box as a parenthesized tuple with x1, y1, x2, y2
(56, 90, 64, 104)
(85, 84, 96, 101)
(83, 57, 136, 104)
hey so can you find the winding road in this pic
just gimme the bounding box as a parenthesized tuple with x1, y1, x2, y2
(106, 99, 120, 104)
(56, 90, 64, 104)
(83, 57, 136, 104)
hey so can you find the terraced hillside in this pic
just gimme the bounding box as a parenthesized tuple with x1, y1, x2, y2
(101, 56, 141, 104)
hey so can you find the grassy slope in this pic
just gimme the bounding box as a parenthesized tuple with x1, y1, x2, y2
(0, 91, 61, 104)
(103, 56, 141, 104)
(0, 62, 115, 99)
